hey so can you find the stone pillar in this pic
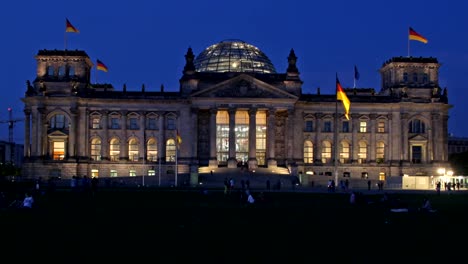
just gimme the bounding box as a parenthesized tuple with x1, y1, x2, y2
(267, 108, 277, 168)
(102, 111, 109, 160)
(23, 109, 31, 158)
(140, 111, 146, 160)
(77, 107, 87, 159)
(209, 108, 218, 168)
(158, 112, 165, 162)
(351, 113, 359, 163)
(31, 107, 38, 157)
(40, 109, 47, 157)
(121, 111, 128, 160)
(314, 113, 323, 163)
(248, 108, 258, 169)
(227, 108, 237, 168)
(68, 108, 77, 159)
(401, 113, 409, 162)
(369, 114, 377, 162)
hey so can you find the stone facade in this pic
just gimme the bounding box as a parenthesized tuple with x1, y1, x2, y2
(20, 42, 452, 187)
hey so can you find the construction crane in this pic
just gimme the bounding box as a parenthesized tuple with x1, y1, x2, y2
(0, 107, 24, 143)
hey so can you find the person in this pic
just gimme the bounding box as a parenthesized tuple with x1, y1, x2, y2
(22, 192, 34, 209)
(420, 197, 435, 213)
(349, 192, 356, 205)
(247, 193, 255, 204)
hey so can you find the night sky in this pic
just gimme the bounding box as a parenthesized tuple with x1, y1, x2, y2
(2, 0, 466, 143)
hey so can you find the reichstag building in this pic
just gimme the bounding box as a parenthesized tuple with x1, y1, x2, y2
(21, 39, 451, 187)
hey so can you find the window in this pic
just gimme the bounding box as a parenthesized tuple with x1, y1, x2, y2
(148, 117, 157, 130)
(166, 139, 176, 162)
(342, 121, 350, 133)
(340, 141, 350, 164)
(110, 138, 120, 161)
(361, 172, 368, 179)
(147, 138, 158, 161)
(110, 170, 118, 177)
(376, 141, 385, 162)
(52, 141, 65, 160)
(359, 121, 367, 133)
(304, 140, 313, 163)
(321, 141, 332, 164)
(47, 66, 54, 76)
(167, 117, 176, 130)
(50, 114, 66, 129)
(358, 141, 367, 164)
(323, 121, 332, 132)
(148, 170, 155, 176)
(412, 145, 422, 164)
(92, 118, 100, 129)
(413, 73, 418, 82)
(129, 118, 139, 130)
(68, 66, 75, 76)
(216, 111, 229, 162)
(91, 138, 101, 161)
(256, 111, 267, 166)
(305, 120, 313, 132)
(377, 121, 385, 133)
(129, 170, 137, 177)
(128, 138, 139, 161)
(343, 172, 350, 178)
(58, 66, 66, 77)
(91, 169, 99, 178)
(423, 73, 428, 83)
(409, 119, 425, 133)
(111, 118, 120, 129)
(403, 72, 408, 82)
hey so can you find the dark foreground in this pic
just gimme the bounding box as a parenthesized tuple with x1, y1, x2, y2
(1, 187, 467, 262)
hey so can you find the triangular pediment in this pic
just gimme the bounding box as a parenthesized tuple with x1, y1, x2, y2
(408, 134, 428, 141)
(48, 130, 68, 138)
(191, 74, 298, 99)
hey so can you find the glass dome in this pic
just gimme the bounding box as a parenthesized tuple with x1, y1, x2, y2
(194, 39, 276, 74)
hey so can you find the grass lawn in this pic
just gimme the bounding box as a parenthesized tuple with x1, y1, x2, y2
(2, 187, 467, 262)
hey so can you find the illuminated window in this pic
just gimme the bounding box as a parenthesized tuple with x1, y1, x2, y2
(110, 170, 118, 177)
(147, 138, 158, 161)
(166, 139, 176, 162)
(235, 111, 249, 163)
(91, 169, 99, 178)
(129, 170, 136, 177)
(359, 121, 367, 133)
(216, 110, 229, 162)
(110, 138, 120, 161)
(340, 141, 350, 164)
(92, 118, 100, 129)
(256, 111, 266, 166)
(377, 121, 385, 133)
(53, 141, 65, 160)
(304, 140, 313, 163)
(128, 138, 139, 161)
(148, 170, 155, 176)
(91, 138, 101, 161)
(321, 141, 332, 164)
(358, 141, 367, 164)
(376, 141, 385, 162)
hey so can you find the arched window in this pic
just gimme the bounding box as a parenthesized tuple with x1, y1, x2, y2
(321, 141, 332, 164)
(340, 141, 350, 164)
(91, 138, 101, 161)
(147, 138, 158, 161)
(376, 141, 385, 163)
(358, 141, 367, 164)
(128, 138, 139, 161)
(304, 140, 313, 163)
(409, 119, 425, 133)
(110, 138, 120, 161)
(166, 139, 176, 162)
(49, 114, 67, 129)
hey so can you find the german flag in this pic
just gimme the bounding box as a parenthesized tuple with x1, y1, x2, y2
(176, 130, 182, 147)
(66, 18, 79, 33)
(96, 59, 108, 72)
(336, 74, 350, 120)
(409, 27, 428, 44)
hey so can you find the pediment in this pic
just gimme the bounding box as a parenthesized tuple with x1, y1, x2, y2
(408, 134, 427, 141)
(191, 74, 298, 99)
(48, 130, 68, 138)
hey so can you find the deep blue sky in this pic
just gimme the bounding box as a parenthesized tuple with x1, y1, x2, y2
(2, 0, 467, 143)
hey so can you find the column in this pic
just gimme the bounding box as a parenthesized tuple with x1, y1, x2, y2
(227, 108, 237, 168)
(31, 107, 38, 157)
(209, 108, 218, 167)
(267, 108, 277, 168)
(23, 109, 31, 158)
(68, 108, 77, 159)
(285, 109, 294, 162)
(77, 107, 87, 159)
(314, 113, 323, 163)
(248, 108, 257, 168)
(351, 113, 359, 163)
(369, 114, 377, 162)
(401, 113, 409, 162)
(158, 112, 165, 161)
(102, 111, 109, 160)
(140, 111, 146, 160)
(121, 111, 128, 160)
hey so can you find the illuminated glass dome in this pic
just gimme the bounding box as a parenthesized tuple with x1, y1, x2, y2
(194, 39, 276, 73)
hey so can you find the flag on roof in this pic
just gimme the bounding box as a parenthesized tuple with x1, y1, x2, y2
(96, 59, 108, 72)
(409, 27, 428, 44)
(66, 18, 79, 33)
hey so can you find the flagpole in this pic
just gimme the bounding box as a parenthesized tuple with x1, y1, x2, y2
(175, 145, 178, 187)
(334, 99, 339, 188)
(408, 34, 410, 57)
